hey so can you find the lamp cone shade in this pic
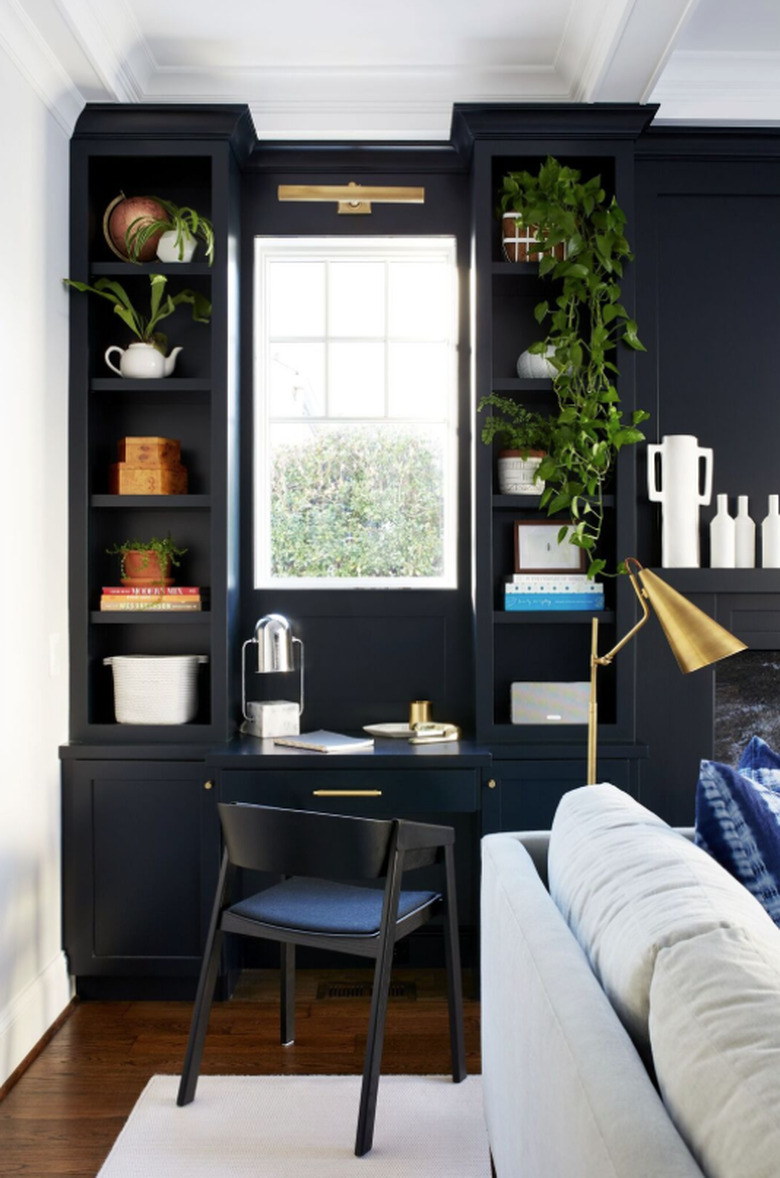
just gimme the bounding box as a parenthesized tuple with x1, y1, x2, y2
(637, 568, 747, 672)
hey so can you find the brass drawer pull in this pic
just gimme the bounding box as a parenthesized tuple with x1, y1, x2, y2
(312, 789, 383, 797)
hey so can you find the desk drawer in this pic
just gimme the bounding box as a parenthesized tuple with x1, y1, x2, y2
(218, 768, 479, 815)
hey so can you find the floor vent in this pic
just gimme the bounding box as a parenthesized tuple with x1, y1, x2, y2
(316, 981, 417, 1000)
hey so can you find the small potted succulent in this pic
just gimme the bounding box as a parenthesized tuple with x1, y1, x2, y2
(478, 394, 552, 495)
(125, 198, 215, 266)
(106, 535, 188, 586)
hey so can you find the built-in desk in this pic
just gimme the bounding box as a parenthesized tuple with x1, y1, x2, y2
(207, 737, 493, 983)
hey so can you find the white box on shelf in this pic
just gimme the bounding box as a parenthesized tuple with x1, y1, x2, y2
(511, 681, 590, 724)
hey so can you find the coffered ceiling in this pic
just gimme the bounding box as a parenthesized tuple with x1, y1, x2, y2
(4, 0, 780, 138)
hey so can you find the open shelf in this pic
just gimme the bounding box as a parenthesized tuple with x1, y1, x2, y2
(91, 494, 211, 509)
(494, 610, 614, 624)
(91, 262, 212, 277)
(91, 612, 210, 624)
(490, 378, 554, 394)
(91, 378, 211, 393)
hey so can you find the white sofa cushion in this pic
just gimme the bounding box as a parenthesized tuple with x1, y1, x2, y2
(548, 784, 775, 1047)
(650, 925, 780, 1178)
(481, 833, 703, 1178)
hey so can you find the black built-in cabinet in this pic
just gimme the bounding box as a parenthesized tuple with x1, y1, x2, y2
(62, 104, 780, 995)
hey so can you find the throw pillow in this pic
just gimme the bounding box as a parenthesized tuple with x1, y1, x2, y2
(738, 734, 780, 777)
(548, 784, 774, 1050)
(695, 758, 780, 926)
(649, 925, 780, 1178)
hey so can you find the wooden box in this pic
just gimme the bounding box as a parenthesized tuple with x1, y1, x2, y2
(109, 463, 188, 495)
(116, 436, 181, 467)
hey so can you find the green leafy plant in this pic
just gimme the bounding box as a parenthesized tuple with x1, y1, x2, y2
(497, 157, 650, 577)
(63, 273, 211, 354)
(477, 394, 551, 455)
(271, 429, 443, 579)
(125, 198, 215, 266)
(106, 535, 188, 582)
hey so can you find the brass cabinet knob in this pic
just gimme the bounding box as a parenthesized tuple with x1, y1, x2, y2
(203, 780, 214, 791)
(487, 778, 497, 790)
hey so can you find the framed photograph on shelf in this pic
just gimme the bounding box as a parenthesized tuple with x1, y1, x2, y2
(513, 520, 585, 573)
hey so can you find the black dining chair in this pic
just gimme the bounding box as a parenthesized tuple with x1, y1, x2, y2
(177, 802, 467, 1156)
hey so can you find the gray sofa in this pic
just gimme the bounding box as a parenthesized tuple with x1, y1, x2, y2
(480, 784, 780, 1178)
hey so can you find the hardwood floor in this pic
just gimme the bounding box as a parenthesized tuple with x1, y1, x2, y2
(0, 969, 481, 1176)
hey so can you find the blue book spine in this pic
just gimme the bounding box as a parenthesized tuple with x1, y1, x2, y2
(504, 593, 604, 611)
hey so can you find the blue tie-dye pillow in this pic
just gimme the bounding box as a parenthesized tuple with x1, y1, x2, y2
(738, 734, 780, 777)
(695, 757, 780, 926)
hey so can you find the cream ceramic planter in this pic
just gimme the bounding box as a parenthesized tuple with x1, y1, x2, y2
(498, 450, 545, 495)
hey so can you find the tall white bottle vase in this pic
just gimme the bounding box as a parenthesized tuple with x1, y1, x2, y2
(735, 496, 756, 568)
(647, 435, 713, 568)
(710, 495, 736, 568)
(762, 495, 780, 568)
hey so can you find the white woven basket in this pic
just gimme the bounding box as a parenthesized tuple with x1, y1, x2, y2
(104, 654, 209, 724)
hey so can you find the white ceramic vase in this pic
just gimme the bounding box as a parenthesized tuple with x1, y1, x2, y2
(156, 228, 197, 263)
(647, 434, 713, 568)
(762, 495, 780, 567)
(710, 494, 736, 568)
(735, 496, 756, 568)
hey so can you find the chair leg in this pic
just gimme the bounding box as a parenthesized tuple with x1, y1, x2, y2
(355, 843, 404, 1157)
(280, 941, 295, 1045)
(443, 843, 467, 1082)
(177, 925, 224, 1106)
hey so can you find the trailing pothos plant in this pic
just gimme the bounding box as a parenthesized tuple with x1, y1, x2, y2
(63, 273, 211, 354)
(498, 157, 650, 577)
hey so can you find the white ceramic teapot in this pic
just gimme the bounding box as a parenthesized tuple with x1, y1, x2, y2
(104, 342, 183, 379)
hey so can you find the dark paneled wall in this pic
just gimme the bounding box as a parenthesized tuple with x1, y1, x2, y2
(635, 138, 780, 823)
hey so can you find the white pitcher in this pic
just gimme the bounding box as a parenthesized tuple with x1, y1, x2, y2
(647, 435, 713, 568)
(104, 342, 183, 378)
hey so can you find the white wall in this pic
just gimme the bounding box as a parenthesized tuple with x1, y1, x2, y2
(0, 43, 73, 1085)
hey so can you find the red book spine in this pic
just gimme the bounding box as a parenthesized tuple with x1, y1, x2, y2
(101, 586, 201, 595)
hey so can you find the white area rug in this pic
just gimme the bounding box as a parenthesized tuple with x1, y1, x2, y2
(97, 1074, 489, 1177)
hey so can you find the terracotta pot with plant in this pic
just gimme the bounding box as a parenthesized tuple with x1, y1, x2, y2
(106, 535, 188, 586)
(478, 395, 552, 495)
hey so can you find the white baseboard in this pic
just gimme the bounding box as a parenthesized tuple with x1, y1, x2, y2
(0, 952, 73, 1087)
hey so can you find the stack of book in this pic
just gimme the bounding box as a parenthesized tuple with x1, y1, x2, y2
(504, 574, 604, 611)
(100, 586, 202, 611)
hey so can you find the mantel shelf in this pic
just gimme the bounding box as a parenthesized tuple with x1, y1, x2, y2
(90, 494, 211, 508)
(649, 568, 780, 594)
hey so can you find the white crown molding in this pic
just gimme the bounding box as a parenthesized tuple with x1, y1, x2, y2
(558, 0, 698, 105)
(651, 50, 780, 122)
(140, 62, 568, 140)
(0, 0, 83, 133)
(54, 0, 153, 102)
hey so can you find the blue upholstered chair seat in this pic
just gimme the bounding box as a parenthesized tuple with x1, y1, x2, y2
(228, 876, 440, 937)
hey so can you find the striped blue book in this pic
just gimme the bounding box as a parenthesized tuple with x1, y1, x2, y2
(505, 592, 604, 611)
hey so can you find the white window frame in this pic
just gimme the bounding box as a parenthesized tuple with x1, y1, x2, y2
(253, 236, 458, 589)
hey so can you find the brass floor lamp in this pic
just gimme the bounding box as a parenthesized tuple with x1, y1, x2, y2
(587, 557, 747, 784)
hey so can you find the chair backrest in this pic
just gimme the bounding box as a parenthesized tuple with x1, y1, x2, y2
(218, 802, 396, 880)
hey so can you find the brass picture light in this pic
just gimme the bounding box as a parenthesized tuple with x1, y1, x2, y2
(277, 181, 425, 215)
(587, 557, 747, 784)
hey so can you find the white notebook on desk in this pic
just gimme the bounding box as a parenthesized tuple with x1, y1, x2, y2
(273, 730, 375, 754)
